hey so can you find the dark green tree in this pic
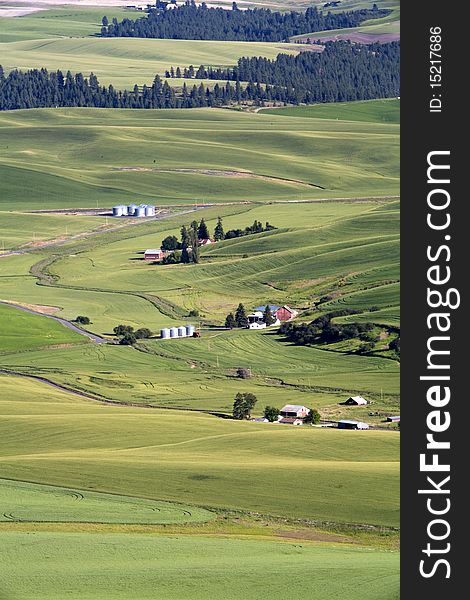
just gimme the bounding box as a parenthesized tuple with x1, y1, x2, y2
(119, 332, 137, 345)
(235, 303, 248, 328)
(214, 216, 224, 241)
(263, 405, 280, 422)
(197, 218, 209, 240)
(75, 316, 91, 325)
(180, 225, 190, 248)
(161, 235, 179, 251)
(225, 312, 236, 329)
(232, 392, 257, 420)
(135, 328, 152, 339)
(189, 230, 200, 264)
(180, 247, 191, 264)
(113, 324, 134, 336)
(263, 304, 276, 326)
(102, 15, 109, 27)
(304, 408, 321, 424)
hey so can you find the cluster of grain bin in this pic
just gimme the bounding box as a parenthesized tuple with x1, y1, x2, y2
(161, 324, 196, 339)
(112, 204, 156, 217)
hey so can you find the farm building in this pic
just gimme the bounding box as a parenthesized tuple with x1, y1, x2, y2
(344, 396, 368, 406)
(254, 305, 298, 321)
(144, 249, 166, 261)
(386, 415, 400, 423)
(278, 417, 305, 426)
(279, 405, 310, 419)
(199, 238, 215, 246)
(338, 420, 369, 430)
(247, 311, 267, 329)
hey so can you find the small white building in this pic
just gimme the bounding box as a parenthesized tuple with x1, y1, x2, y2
(344, 396, 368, 406)
(338, 420, 369, 430)
(247, 311, 280, 329)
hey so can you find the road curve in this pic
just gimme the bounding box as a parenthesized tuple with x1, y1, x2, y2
(0, 301, 108, 343)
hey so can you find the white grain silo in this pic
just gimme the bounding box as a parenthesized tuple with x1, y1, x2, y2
(169, 327, 179, 338)
(161, 328, 170, 340)
(145, 205, 155, 217)
(112, 206, 123, 217)
(186, 324, 195, 337)
(135, 205, 146, 218)
(128, 204, 137, 216)
(178, 326, 187, 338)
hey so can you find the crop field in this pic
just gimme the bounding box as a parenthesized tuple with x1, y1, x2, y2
(0, 37, 300, 89)
(264, 98, 400, 123)
(0, 479, 213, 524)
(0, 211, 111, 251)
(0, 302, 87, 353)
(0, 105, 399, 211)
(0, 374, 399, 526)
(0, 531, 399, 600)
(0, 90, 400, 595)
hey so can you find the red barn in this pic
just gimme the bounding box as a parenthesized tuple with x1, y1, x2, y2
(144, 249, 165, 261)
(254, 305, 298, 321)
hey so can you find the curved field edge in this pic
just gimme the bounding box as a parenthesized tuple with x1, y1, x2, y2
(0, 478, 214, 525)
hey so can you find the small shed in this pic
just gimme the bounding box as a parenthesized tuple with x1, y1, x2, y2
(344, 396, 368, 406)
(386, 415, 400, 423)
(338, 420, 369, 430)
(199, 238, 215, 246)
(278, 417, 304, 426)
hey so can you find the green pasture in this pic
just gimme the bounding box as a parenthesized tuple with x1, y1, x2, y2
(0, 37, 299, 89)
(0, 374, 399, 526)
(0, 107, 399, 210)
(0, 324, 400, 414)
(0, 211, 109, 251)
(0, 7, 137, 43)
(264, 99, 400, 123)
(44, 200, 399, 322)
(0, 479, 213, 525)
(0, 302, 87, 353)
(0, 531, 399, 600)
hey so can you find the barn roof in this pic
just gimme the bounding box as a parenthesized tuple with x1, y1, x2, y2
(280, 404, 308, 412)
(348, 396, 367, 405)
(145, 249, 162, 253)
(254, 305, 280, 312)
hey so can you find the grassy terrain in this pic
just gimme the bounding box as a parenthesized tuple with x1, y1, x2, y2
(0, 478, 214, 524)
(0, 211, 110, 251)
(0, 7, 137, 43)
(0, 37, 299, 89)
(0, 302, 87, 353)
(0, 374, 399, 526)
(0, 106, 399, 210)
(263, 99, 400, 123)
(0, 531, 399, 600)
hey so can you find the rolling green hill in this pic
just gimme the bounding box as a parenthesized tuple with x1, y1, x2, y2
(0, 106, 399, 210)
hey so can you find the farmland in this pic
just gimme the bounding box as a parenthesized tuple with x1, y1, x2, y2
(0, 3, 400, 587)
(0, 106, 399, 210)
(0, 531, 399, 600)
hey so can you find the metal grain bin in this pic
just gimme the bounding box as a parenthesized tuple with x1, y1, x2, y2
(169, 327, 179, 338)
(186, 324, 195, 337)
(178, 326, 187, 337)
(145, 205, 155, 217)
(112, 206, 123, 217)
(128, 204, 137, 216)
(161, 328, 170, 339)
(135, 206, 146, 218)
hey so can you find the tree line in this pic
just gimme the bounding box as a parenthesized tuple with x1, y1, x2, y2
(100, 1, 389, 42)
(279, 309, 375, 346)
(0, 41, 399, 111)
(166, 41, 401, 105)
